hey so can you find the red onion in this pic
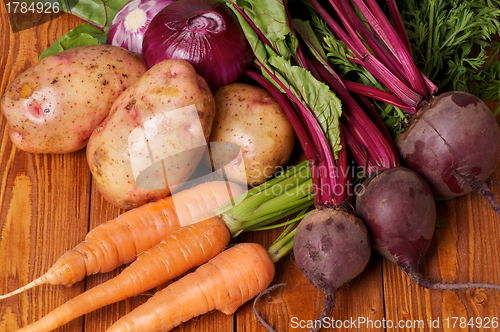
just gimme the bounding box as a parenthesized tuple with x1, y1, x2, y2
(107, 0, 176, 54)
(142, 0, 254, 90)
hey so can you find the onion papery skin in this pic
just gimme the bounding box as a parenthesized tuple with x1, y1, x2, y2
(107, 0, 176, 54)
(142, 0, 254, 90)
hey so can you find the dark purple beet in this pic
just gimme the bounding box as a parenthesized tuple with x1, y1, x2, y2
(397, 91, 500, 214)
(355, 167, 435, 279)
(292, 208, 371, 331)
(356, 166, 500, 291)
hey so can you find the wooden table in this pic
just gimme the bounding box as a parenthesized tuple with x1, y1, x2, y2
(1, 9, 500, 332)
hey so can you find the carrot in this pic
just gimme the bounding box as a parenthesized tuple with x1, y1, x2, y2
(105, 242, 275, 332)
(15, 217, 231, 332)
(0, 181, 243, 300)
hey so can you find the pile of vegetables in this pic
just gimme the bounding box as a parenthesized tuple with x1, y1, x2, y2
(303, 0, 500, 214)
(219, 0, 500, 328)
(1, 0, 500, 330)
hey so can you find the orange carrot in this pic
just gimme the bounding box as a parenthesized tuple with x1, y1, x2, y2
(16, 217, 231, 332)
(0, 181, 243, 300)
(105, 243, 275, 332)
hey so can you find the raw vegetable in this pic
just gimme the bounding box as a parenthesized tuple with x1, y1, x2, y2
(15, 217, 231, 332)
(291, 209, 371, 329)
(356, 166, 500, 291)
(209, 82, 296, 186)
(107, 0, 176, 54)
(305, 28, 500, 293)
(142, 0, 254, 90)
(305, 0, 500, 215)
(0, 45, 147, 154)
(357, 167, 436, 280)
(397, 91, 500, 201)
(87, 59, 216, 209)
(104, 242, 275, 332)
(0, 181, 243, 300)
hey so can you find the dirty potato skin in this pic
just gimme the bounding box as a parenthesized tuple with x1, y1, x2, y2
(87, 59, 216, 210)
(209, 83, 295, 186)
(0, 45, 148, 153)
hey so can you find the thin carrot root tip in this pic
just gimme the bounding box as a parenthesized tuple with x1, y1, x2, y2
(252, 283, 286, 332)
(0, 267, 67, 300)
(0, 277, 44, 300)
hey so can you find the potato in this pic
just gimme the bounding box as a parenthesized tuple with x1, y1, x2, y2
(0, 45, 147, 153)
(209, 83, 295, 186)
(87, 59, 216, 209)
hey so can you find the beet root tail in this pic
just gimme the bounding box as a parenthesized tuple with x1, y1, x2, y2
(476, 181, 500, 217)
(310, 292, 336, 332)
(406, 271, 500, 291)
(252, 283, 286, 332)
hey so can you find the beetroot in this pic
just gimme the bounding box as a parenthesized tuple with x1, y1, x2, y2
(356, 166, 500, 291)
(397, 91, 500, 213)
(356, 167, 435, 277)
(292, 208, 371, 330)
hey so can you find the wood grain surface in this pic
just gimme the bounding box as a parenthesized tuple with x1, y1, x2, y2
(1, 7, 500, 332)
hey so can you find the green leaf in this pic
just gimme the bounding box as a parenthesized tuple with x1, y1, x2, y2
(292, 18, 327, 60)
(39, 23, 107, 60)
(25, 0, 130, 29)
(397, 0, 500, 102)
(251, 0, 290, 42)
(268, 55, 342, 154)
(226, 1, 269, 65)
(68, 0, 130, 29)
(27, 0, 129, 58)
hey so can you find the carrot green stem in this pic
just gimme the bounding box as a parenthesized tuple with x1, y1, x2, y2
(426, 0, 436, 72)
(251, 210, 310, 231)
(268, 228, 297, 263)
(243, 199, 313, 232)
(216, 161, 315, 236)
(223, 164, 311, 220)
(493, 104, 500, 118)
(243, 198, 311, 229)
